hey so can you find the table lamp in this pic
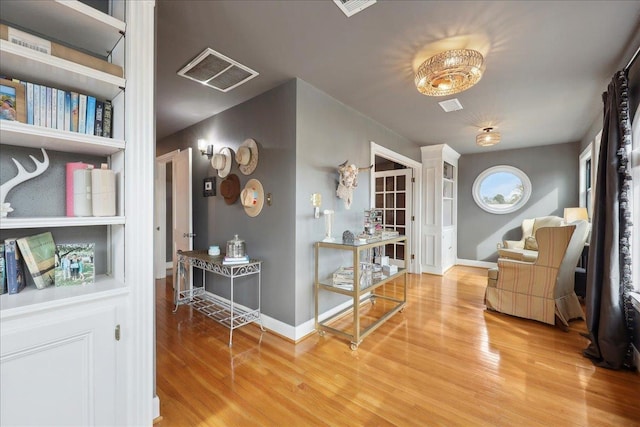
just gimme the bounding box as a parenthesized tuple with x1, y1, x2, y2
(564, 207, 589, 223)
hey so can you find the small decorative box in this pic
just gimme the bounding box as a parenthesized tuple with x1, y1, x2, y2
(342, 230, 355, 244)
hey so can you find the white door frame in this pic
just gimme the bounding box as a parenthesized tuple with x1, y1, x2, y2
(154, 149, 180, 279)
(370, 141, 422, 274)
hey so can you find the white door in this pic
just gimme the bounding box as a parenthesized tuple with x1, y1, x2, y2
(154, 160, 168, 279)
(173, 148, 193, 277)
(374, 169, 413, 267)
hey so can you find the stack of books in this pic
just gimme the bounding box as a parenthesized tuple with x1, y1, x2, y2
(222, 255, 250, 265)
(381, 229, 400, 239)
(332, 266, 354, 289)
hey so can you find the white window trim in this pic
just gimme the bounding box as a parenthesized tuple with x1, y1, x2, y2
(579, 143, 592, 217)
(472, 165, 532, 214)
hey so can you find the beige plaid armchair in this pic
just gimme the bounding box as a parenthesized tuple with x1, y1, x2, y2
(485, 220, 589, 327)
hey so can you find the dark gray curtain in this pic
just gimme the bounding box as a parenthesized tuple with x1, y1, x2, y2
(583, 70, 634, 369)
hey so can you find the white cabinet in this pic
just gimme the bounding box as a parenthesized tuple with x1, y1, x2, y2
(1, 297, 125, 426)
(0, 1, 155, 424)
(421, 144, 460, 275)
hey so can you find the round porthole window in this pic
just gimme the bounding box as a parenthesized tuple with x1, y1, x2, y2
(472, 165, 532, 214)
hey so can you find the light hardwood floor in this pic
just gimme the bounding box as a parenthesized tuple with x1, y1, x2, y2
(155, 266, 640, 426)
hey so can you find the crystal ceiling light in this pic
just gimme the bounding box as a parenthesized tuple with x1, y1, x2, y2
(476, 127, 501, 147)
(415, 49, 485, 96)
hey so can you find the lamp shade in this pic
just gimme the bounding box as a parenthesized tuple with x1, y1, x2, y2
(415, 49, 485, 96)
(476, 127, 500, 147)
(564, 207, 589, 223)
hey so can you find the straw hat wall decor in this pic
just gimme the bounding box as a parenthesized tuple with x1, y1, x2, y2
(211, 147, 233, 178)
(220, 174, 240, 205)
(235, 138, 259, 175)
(241, 178, 264, 217)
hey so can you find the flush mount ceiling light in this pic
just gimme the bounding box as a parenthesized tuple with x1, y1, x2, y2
(476, 127, 501, 147)
(415, 49, 485, 96)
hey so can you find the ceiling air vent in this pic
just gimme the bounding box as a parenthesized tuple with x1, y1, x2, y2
(438, 98, 463, 113)
(333, 0, 377, 17)
(177, 48, 258, 92)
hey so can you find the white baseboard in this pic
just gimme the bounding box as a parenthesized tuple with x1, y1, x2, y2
(262, 298, 356, 342)
(634, 345, 640, 374)
(199, 290, 356, 342)
(153, 395, 160, 420)
(456, 258, 497, 269)
(165, 261, 172, 269)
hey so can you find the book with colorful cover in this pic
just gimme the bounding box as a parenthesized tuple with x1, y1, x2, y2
(39, 85, 46, 128)
(55, 243, 95, 287)
(78, 94, 87, 134)
(46, 86, 52, 127)
(51, 87, 57, 129)
(70, 91, 79, 132)
(95, 100, 104, 136)
(5, 238, 26, 294)
(33, 83, 40, 126)
(64, 91, 71, 131)
(16, 232, 56, 290)
(0, 243, 6, 294)
(85, 95, 96, 135)
(222, 254, 250, 265)
(102, 100, 112, 138)
(56, 89, 65, 130)
(26, 81, 34, 125)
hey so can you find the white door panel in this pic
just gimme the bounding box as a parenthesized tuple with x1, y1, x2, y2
(173, 148, 193, 290)
(374, 169, 412, 267)
(1, 304, 122, 426)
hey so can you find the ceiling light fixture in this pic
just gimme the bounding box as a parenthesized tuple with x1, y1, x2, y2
(476, 127, 501, 147)
(415, 49, 485, 97)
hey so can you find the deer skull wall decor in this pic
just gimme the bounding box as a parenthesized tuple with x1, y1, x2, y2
(0, 148, 50, 217)
(336, 160, 373, 209)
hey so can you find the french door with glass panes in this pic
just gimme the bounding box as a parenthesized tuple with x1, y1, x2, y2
(375, 169, 412, 266)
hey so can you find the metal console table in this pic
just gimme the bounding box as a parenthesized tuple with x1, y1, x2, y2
(174, 250, 264, 346)
(314, 236, 408, 350)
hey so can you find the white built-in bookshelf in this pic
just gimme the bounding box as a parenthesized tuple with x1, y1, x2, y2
(421, 144, 460, 275)
(0, 1, 155, 425)
(0, 0, 126, 313)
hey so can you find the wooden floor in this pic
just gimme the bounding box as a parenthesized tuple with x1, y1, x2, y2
(155, 266, 640, 426)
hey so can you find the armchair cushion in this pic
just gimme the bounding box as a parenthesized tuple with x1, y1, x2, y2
(499, 215, 564, 259)
(532, 216, 564, 236)
(497, 247, 538, 262)
(524, 236, 538, 251)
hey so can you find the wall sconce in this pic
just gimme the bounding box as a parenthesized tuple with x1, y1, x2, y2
(198, 138, 214, 159)
(311, 193, 322, 218)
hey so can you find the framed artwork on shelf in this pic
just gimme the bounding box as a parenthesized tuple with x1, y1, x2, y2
(0, 78, 26, 123)
(55, 243, 95, 287)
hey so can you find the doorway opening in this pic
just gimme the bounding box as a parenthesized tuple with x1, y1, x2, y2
(370, 142, 422, 274)
(154, 148, 193, 281)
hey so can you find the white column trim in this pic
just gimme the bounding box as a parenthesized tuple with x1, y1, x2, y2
(124, 1, 156, 425)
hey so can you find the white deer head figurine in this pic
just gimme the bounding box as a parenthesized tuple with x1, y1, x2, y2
(336, 160, 372, 209)
(1, 148, 49, 217)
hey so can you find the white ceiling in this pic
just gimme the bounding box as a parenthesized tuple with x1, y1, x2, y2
(156, 0, 640, 154)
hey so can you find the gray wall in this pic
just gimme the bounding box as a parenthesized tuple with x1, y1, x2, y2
(294, 79, 420, 325)
(458, 142, 579, 262)
(157, 80, 298, 325)
(157, 78, 422, 327)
